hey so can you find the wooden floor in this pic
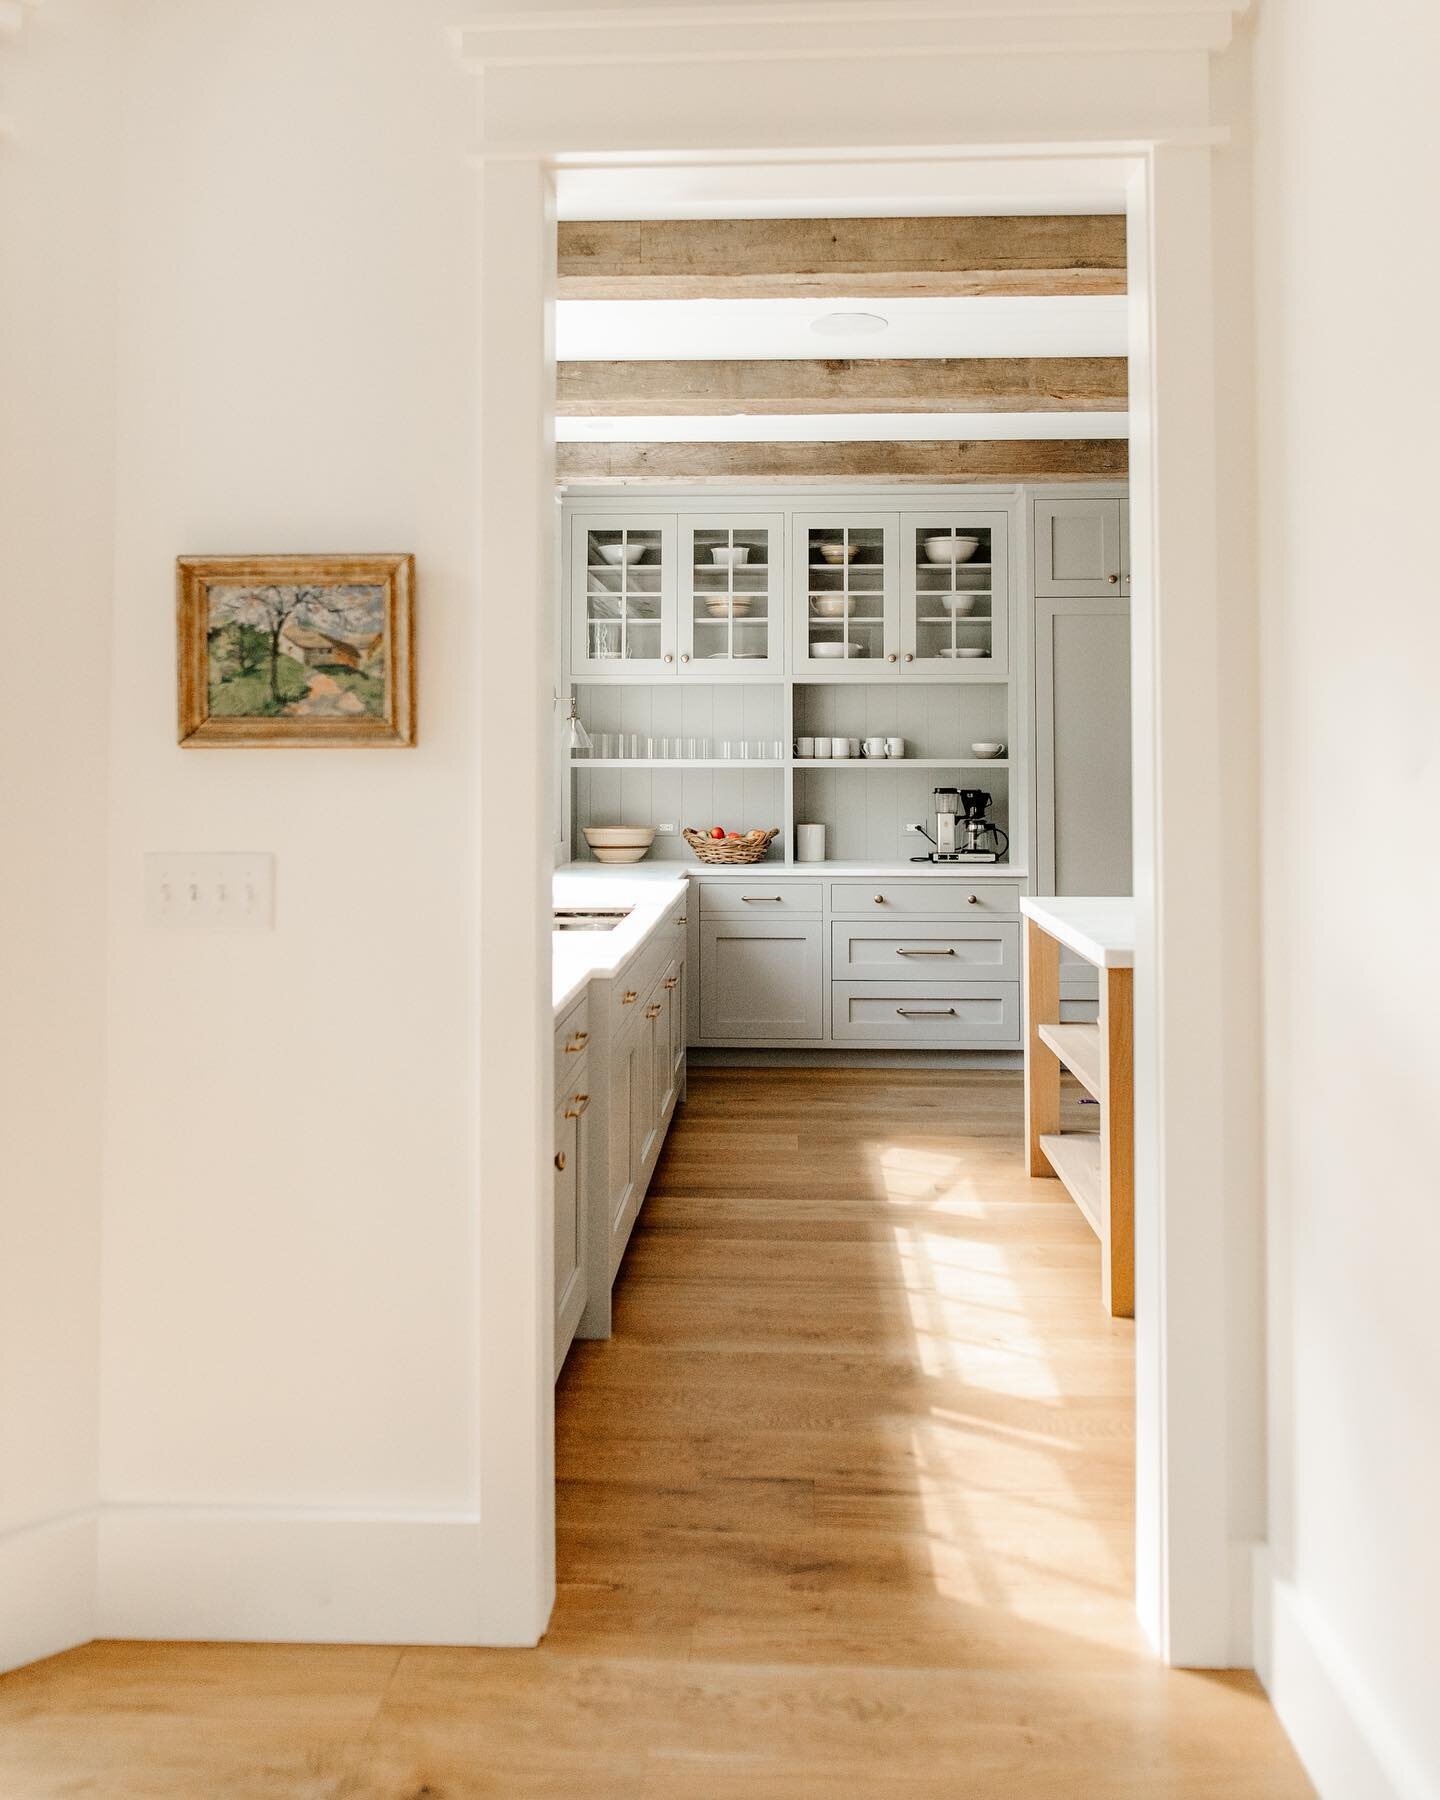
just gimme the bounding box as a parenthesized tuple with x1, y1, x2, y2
(0, 1070, 1309, 1798)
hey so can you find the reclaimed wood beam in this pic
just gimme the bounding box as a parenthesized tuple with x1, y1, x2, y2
(558, 216, 1126, 300)
(558, 357, 1128, 416)
(556, 440, 1128, 484)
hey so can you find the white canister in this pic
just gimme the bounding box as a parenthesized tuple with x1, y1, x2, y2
(863, 735, 887, 758)
(831, 736, 851, 758)
(813, 737, 831, 759)
(886, 736, 906, 758)
(795, 736, 815, 758)
(796, 823, 826, 863)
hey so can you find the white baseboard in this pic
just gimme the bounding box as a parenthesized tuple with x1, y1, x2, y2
(0, 1512, 96, 1674)
(96, 1507, 502, 1646)
(1253, 1546, 1428, 1800)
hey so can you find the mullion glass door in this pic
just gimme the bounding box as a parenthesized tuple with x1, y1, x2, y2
(901, 513, 1009, 675)
(793, 514, 897, 675)
(679, 514, 782, 674)
(572, 516, 675, 674)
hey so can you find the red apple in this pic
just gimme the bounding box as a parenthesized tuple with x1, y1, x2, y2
(709, 826, 726, 840)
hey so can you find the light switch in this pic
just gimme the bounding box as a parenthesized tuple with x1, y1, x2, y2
(145, 853, 274, 930)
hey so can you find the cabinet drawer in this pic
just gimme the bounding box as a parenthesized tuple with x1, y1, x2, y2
(831, 981, 1020, 1044)
(554, 993, 592, 1084)
(699, 881, 823, 917)
(699, 920, 823, 1039)
(831, 880, 1021, 918)
(831, 920, 1019, 981)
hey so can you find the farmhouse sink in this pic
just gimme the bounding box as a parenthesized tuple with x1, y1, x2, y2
(553, 908, 633, 932)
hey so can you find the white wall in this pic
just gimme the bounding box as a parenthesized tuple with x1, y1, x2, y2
(1253, 0, 1440, 1792)
(94, 0, 491, 1640)
(0, 0, 120, 1670)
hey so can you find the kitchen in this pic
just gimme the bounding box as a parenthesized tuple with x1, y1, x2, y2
(544, 208, 1144, 1694)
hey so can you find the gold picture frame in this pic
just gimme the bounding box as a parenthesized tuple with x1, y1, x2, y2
(176, 554, 416, 747)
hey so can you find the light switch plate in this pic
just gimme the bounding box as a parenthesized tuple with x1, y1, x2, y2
(145, 853, 274, 930)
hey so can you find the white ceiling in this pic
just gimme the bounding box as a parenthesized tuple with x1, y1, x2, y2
(557, 411, 1127, 442)
(556, 295, 1128, 362)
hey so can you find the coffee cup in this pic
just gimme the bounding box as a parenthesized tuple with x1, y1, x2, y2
(831, 737, 851, 758)
(813, 737, 831, 759)
(863, 736, 887, 758)
(795, 737, 815, 758)
(886, 736, 905, 758)
(847, 738, 861, 757)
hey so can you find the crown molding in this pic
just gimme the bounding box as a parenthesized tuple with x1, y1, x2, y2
(456, 0, 1252, 70)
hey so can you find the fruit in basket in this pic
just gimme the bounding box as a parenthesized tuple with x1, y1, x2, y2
(728, 832, 742, 839)
(709, 826, 726, 839)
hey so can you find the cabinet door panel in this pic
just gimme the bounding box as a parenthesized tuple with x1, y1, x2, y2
(606, 1026, 638, 1246)
(1034, 595, 1132, 896)
(571, 514, 677, 675)
(1033, 498, 1123, 597)
(791, 512, 899, 675)
(899, 511, 1010, 676)
(832, 980, 1020, 1045)
(700, 921, 823, 1039)
(678, 514, 784, 675)
(553, 1099, 586, 1373)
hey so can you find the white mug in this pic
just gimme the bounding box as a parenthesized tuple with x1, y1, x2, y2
(863, 736, 887, 758)
(847, 737, 861, 757)
(812, 737, 831, 759)
(831, 736, 851, 758)
(886, 736, 906, 758)
(795, 737, 815, 758)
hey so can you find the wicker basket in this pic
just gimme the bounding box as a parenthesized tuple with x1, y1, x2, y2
(683, 828, 780, 865)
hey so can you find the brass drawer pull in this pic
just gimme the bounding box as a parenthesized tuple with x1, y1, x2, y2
(565, 1030, 590, 1052)
(554, 1150, 566, 1171)
(678, 915, 688, 924)
(741, 895, 783, 903)
(896, 1007, 959, 1018)
(644, 1003, 662, 1020)
(663, 976, 679, 990)
(896, 947, 957, 957)
(621, 989, 639, 1005)
(564, 1093, 591, 1118)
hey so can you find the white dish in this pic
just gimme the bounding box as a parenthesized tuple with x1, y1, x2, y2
(597, 543, 646, 567)
(707, 651, 768, 659)
(589, 846, 650, 864)
(810, 596, 849, 618)
(811, 641, 865, 659)
(704, 597, 753, 616)
(818, 542, 859, 565)
(583, 826, 656, 850)
(940, 593, 978, 615)
(939, 646, 988, 659)
(971, 741, 1006, 758)
(710, 545, 750, 567)
(924, 536, 980, 565)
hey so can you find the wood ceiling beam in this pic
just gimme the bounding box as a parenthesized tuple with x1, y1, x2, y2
(556, 440, 1128, 484)
(557, 216, 1127, 300)
(558, 357, 1128, 416)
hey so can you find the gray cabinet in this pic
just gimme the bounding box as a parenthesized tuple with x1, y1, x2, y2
(699, 919, 824, 1039)
(1034, 497, 1125, 598)
(553, 1087, 588, 1370)
(1034, 595, 1132, 898)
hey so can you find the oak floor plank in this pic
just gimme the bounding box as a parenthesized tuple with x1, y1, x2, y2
(0, 1069, 1310, 1798)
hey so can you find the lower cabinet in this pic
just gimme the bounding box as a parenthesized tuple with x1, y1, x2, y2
(552, 1082, 588, 1371)
(699, 919, 823, 1039)
(832, 981, 1020, 1044)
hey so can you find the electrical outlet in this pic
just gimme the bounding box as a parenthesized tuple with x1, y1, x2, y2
(654, 822, 677, 835)
(145, 853, 274, 930)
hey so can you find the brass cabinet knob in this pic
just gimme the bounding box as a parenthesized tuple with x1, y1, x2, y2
(663, 652, 674, 663)
(1107, 573, 1120, 585)
(967, 894, 979, 905)
(622, 989, 638, 1005)
(903, 652, 914, 662)
(677, 915, 688, 925)
(554, 1150, 566, 1171)
(885, 652, 897, 663)
(663, 976, 679, 990)
(873, 894, 886, 905)
(565, 1031, 589, 1053)
(564, 1093, 591, 1118)
(680, 653, 690, 663)
(645, 1003, 662, 1020)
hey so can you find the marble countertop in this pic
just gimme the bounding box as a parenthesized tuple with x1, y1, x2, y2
(556, 860, 1027, 880)
(552, 869, 687, 1015)
(1019, 896, 1135, 968)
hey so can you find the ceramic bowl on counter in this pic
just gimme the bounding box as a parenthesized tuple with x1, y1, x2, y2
(582, 826, 656, 864)
(924, 535, 980, 565)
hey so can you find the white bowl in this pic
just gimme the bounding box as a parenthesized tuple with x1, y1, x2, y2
(705, 597, 752, 616)
(938, 646, 988, 659)
(924, 536, 980, 565)
(598, 543, 646, 567)
(818, 542, 859, 565)
(710, 545, 750, 567)
(589, 846, 650, 864)
(971, 741, 1006, 758)
(810, 596, 849, 618)
(583, 826, 656, 851)
(811, 641, 865, 659)
(941, 593, 978, 615)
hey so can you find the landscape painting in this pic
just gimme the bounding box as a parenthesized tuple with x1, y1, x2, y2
(177, 554, 415, 746)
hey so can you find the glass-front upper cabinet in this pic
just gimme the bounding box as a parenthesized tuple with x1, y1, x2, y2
(677, 514, 784, 676)
(570, 515, 677, 676)
(900, 512, 1010, 676)
(790, 513, 901, 676)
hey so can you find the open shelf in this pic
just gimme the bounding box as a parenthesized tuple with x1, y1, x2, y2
(573, 758, 785, 770)
(794, 757, 1009, 769)
(1037, 1022, 1103, 1099)
(1039, 1132, 1102, 1235)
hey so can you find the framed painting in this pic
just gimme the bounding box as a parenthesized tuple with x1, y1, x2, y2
(176, 554, 416, 747)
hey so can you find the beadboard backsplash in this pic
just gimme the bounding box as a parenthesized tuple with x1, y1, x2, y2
(794, 767, 1010, 866)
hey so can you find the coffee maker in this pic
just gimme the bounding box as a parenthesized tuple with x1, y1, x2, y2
(909, 786, 1009, 864)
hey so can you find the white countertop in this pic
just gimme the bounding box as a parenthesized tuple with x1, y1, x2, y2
(1019, 896, 1135, 968)
(557, 860, 1027, 880)
(553, 869, 687, 1015)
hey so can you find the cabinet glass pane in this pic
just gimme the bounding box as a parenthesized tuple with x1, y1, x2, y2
(909, 523, 995, 667)
(805, 524, 885, 665)
(584, 526, 664, 663)
(689, 524, 772, 665)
